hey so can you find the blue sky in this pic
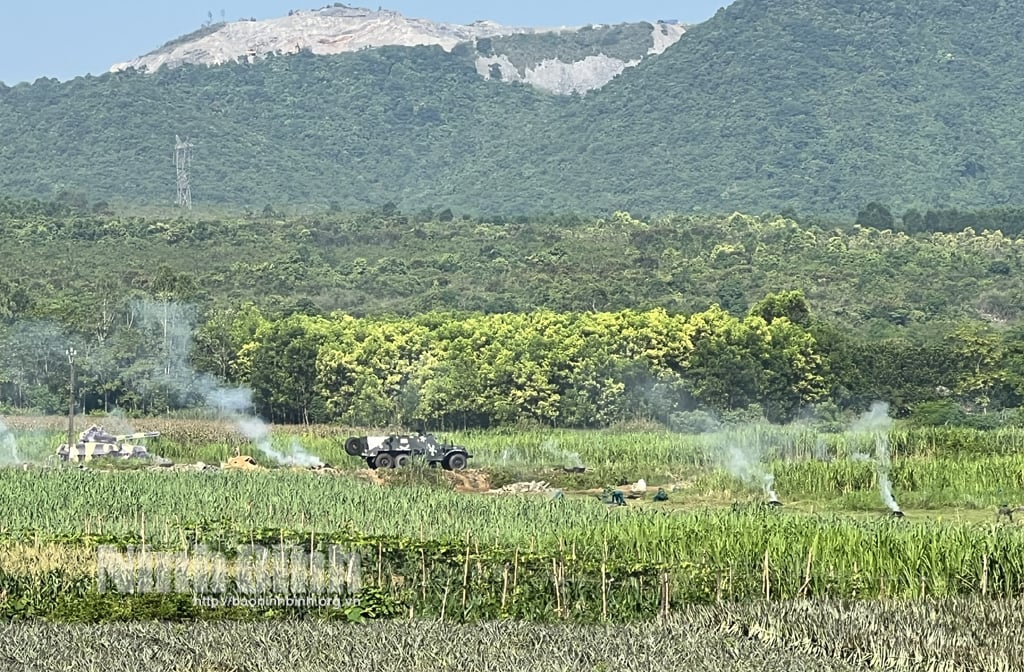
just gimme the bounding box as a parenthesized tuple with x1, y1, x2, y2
(0, 1, 733, 85)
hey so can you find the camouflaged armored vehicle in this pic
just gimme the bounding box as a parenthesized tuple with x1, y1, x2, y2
(56, 424, 160, 462)
(344, 433, 471, 470)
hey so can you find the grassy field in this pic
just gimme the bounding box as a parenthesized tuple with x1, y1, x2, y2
(3, 415, 1024, 626)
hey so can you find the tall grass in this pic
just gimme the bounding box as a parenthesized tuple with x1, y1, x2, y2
(2, 469, 1024, 601)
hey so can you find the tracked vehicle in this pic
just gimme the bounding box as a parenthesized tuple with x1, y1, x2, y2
(57, 425, 160, 462)
(345, 433, 472, 470)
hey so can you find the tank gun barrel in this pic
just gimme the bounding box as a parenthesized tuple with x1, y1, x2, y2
(113, 432, 160, 440)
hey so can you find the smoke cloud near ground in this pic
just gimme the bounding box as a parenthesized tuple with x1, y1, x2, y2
(714, 428, 780, 503)
(500, 438, 585, 470)
(0, 416, 20, 465)
(851, 401, 900, 512)
(127, 298, 324, 468)
(540, 438, 585, 470)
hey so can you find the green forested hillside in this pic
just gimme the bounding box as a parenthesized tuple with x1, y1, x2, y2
(573, 0, 1024, 215)
(0, 46, 557, 210)
(3, 198, 1024, 424)
(4, 199, 1024, 328)
(1, 0, 1023, 215)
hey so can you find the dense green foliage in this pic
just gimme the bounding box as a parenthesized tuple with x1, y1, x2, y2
(3, 421, 1023, 628)
(3, 0, 1024, 214)
(11, 419, 1024, 507)
(4, 199, 1024, 425)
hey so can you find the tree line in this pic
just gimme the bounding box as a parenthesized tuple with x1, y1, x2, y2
(2, 291, 1021, 431)
(2, 199, 1024, 429)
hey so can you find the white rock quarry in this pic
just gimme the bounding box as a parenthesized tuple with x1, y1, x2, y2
(476, 22, 686, 94)
(110, 5, 686, 95)
(112, 6, 562, 74)
(476, 54, 635, 95)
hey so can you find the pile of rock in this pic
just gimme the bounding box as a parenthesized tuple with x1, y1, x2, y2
(488, 480, 556, 495)
(147, 461, 217, 472)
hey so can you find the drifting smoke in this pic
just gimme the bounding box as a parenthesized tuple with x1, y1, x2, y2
(101, 407, 138, 435)
(205, 386, 323, 468)
(0, 417, 20, 466)
(813, 437, 831, 463)
(540, 438, 585, 470)
(852, 401, 900, 513)
(718, 429, 779, 503)
(129, 299, 324, 468)
(498, 439, 585, 470)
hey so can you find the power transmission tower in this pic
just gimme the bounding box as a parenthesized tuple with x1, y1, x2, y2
(174, 135, 193, 209)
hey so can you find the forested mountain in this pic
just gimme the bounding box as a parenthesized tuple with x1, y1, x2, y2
(1, 0, 1023, 215)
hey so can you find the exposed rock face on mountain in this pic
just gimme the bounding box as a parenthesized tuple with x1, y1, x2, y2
(475, 22, 685, 95)
(109, 4, 685, 95)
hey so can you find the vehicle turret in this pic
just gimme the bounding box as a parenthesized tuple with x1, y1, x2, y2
(56, 425, 161, 462)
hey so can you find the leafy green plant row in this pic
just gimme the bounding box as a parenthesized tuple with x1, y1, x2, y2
(3, 509, 1024, 623)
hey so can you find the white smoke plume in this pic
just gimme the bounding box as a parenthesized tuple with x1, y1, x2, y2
(205, 386, 322, 468)
(128, 299, 324, 468)
(851, 401, 900, 512)
(540, 438, 585, 469)
(813, 437, 830, 462)
(0, 417, 20, 466)
(717, 428, 779, 503)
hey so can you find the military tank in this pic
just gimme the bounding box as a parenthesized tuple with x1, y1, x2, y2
(56, 424, 160, 463)
(345, 433, 472, 470)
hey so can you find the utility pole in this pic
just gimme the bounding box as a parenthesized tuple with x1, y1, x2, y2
(175, 135, 193, 209)
(66, 346, 77, 450)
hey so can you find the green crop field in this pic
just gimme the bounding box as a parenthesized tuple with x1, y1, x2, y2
(3, 415, 1024, 667)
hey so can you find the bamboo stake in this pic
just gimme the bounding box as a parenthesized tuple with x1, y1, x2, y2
(421, 549, 428, 603)
(799, 544, 814, 598)
(601, 562, 608, 621)
(501, 564, 509, 612)
(440, 579, 450, 622)
(461, 531, 471, 617)
(763, 547, 770, 600)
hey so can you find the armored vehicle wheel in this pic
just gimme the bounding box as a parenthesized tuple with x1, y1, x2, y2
(443, 453, 467, 471)
(345, 437, 363, 457)
(374, 454, 395, 469)
(394, 454, 410, 468)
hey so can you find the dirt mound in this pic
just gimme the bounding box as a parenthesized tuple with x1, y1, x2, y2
(353, 468, 387, 486)
(444, 469, 491, 493)
(222, 455, 262, 470)
(307, 464, 341, 476)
